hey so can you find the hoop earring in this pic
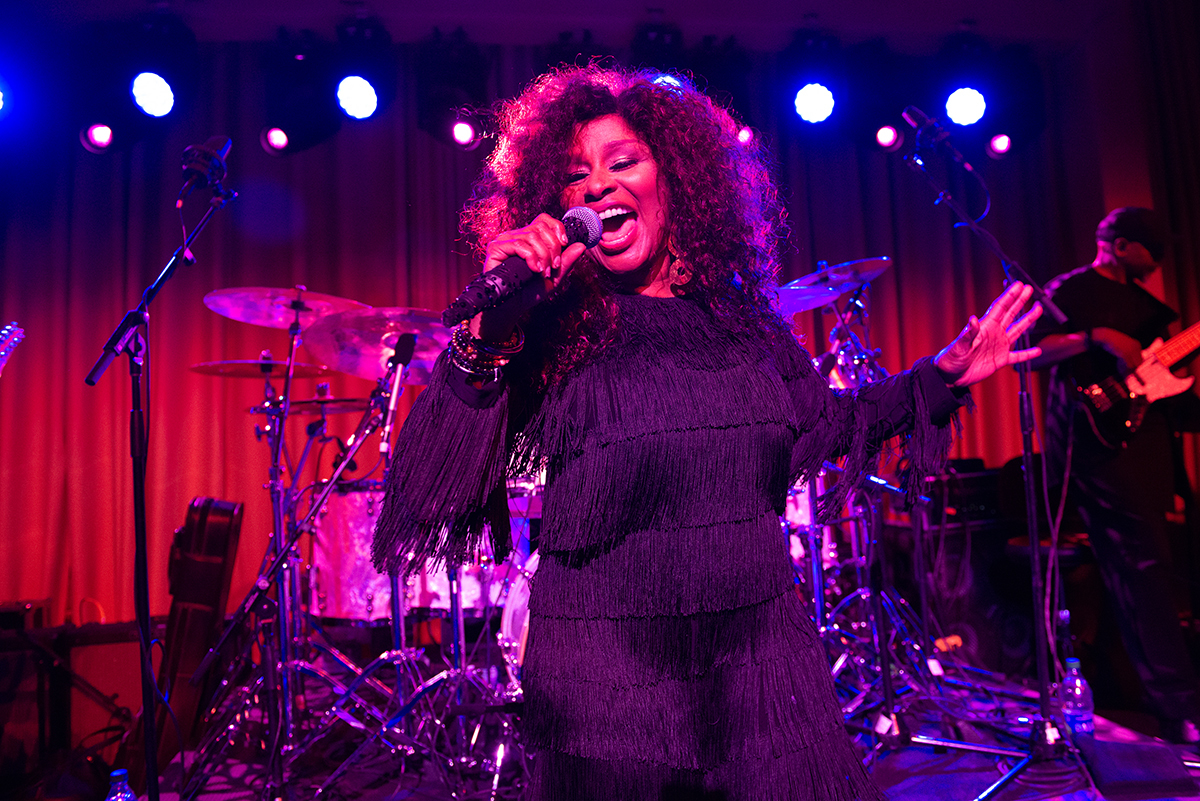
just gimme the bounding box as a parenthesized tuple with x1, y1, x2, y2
(667, 237, 693, 296)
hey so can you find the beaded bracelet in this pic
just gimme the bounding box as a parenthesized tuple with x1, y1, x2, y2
(447, 322, 523, 379)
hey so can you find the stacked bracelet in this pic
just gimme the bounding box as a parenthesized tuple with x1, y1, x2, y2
(447, 322, 524, 379)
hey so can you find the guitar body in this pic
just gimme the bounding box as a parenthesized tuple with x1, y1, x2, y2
(1077, 337, 1197, 449)
(121, 497, 243, 791)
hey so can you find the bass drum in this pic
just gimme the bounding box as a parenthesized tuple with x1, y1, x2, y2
(498, 550, 539, 688)
(312, 480, 527, 623)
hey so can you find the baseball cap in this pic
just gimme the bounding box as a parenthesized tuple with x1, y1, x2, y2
(1095, 207, 1168, 262)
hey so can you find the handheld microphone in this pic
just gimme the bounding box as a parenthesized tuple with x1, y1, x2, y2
(177, 136, 232, 207)
(901, 106, 974, 173)
(441, 206, 603, 328)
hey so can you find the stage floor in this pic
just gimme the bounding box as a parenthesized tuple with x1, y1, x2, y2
(148, 666, 1200, 801)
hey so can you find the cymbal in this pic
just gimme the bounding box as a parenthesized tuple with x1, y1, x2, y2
(191, 359, 333, 378)
(776, 257, 892, 316)
(204, 286, 370, 330)
(303, 307, 449, 383)
(249, 397, 372, 415)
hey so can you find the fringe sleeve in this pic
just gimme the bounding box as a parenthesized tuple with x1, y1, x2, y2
(371, 352, 512, 577)
(779, 338, 968, 520)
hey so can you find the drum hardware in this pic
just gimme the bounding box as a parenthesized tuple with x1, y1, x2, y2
(821, 284, 890, 390)
(184, 290, 423, 801)
(314, 562, 524, 798)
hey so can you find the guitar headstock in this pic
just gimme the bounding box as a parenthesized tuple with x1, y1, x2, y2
(0, 322, 25, 377)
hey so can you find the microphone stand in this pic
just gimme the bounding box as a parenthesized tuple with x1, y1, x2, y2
(85, 180, 237, 801)
(902, 142, 1073, 796)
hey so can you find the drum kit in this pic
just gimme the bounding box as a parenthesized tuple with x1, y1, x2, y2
(179, 257, 943, 796)
(181, 286, 535, 800)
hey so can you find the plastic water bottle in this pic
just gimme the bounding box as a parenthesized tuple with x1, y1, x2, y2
(1059, 657, 1095, 736)
(104, 769, 137, 801)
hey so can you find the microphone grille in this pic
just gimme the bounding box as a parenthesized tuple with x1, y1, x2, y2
(562, 206, 602, 249)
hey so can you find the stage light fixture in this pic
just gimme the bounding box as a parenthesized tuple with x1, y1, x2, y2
(335, 16, 396, 120)
(794, 83, 835, 123)
(652, 73, 684, 91)
(415, 28, 490, 148)
(87, 123, 114, 149)
(987, 133, 1012, 158)
(337, 75, 378, 119)
(875, 125, 905, 152)
(131, 71, 174, 117)
(945, 87, 986, 125)
(779, 30, 845, 132)
(261, 127, 289, 152)
(736, 126, 754, 144)
(451, 120, 476, 146)
(261, 30, 343, 155)
(931, 32, 994, 132)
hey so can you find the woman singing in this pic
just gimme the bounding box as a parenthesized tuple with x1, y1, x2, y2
(373, 66, 1040, 800)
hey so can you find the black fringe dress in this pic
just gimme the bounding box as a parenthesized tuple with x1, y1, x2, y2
(373, 292, 965, 800)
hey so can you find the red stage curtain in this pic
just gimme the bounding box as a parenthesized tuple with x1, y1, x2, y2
(0, 41, 1153, 624)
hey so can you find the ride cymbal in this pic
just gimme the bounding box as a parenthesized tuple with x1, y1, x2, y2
(204, 286, 369, 330)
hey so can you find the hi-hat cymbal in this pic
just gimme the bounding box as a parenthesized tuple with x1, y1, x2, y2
(204, 286, 370, 330)
(303, 307, 449, 383)
(776, 257, 892, 316)
(191, 360, 332, 378)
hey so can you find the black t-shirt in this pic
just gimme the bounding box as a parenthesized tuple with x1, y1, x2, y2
(1033, 266, 1184, 511)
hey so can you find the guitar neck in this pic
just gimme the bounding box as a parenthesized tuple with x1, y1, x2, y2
(1157, 319, 1200, 370)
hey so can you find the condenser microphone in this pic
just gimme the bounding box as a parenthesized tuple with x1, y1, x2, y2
(177, 136, 232, 207)
(901, 106, 974, 172)
(441, 206, 603, 327)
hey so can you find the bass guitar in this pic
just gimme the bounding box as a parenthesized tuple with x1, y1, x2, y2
(1078, 319, 1200, 448)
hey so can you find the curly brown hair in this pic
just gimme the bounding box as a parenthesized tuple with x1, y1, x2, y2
(461, 65, 789, 388)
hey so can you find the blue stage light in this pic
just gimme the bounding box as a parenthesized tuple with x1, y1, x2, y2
(337, 75, 378, 119)
(131, 71, 175, 117)
(652, 74, 684, 91)
(793, 83, 835, 123)
(945, 87, 986, 125)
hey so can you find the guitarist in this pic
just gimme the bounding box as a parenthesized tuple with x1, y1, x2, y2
(1031, 206, 1200, 745)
